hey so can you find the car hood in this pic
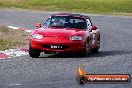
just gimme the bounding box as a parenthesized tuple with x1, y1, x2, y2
(33, 27, 86, 37)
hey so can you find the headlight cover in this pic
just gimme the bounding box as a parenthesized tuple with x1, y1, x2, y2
(32, 34, 43, 39)
(70, 36, 83, 41)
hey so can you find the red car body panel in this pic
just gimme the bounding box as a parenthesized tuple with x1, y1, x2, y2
(30, 13, 100, 54)
(31, 28, 89, 52)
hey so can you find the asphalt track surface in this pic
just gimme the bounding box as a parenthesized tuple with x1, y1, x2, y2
(0, 9, 132, 88)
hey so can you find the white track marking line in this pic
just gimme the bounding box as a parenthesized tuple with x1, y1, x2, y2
(4, 49, 28, 57)
(0, 25, 31, 59)
(25, 30, 33, 32)
(8, 26, 20, 30)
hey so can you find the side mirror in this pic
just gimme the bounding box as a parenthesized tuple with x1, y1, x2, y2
(36, 23, 42, 28)
(92, 26, 98, 30)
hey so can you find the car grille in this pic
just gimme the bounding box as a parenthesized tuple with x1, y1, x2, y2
(41, 44, 68, 50)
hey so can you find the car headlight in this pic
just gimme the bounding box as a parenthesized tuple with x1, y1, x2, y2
(70, 36, 83, 40)
(32, 34, 43, 39)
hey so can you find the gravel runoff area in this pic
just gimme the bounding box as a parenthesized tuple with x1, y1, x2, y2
(0, 25, 30, 59)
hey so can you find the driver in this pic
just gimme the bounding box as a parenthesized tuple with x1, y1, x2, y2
(52, 18, 64, 27)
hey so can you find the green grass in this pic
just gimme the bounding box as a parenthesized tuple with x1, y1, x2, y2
(0, 0, 132, 15)
(0, 39, 22, 50)
(0, 26, 30, 50)
(0, 26, 9, 33)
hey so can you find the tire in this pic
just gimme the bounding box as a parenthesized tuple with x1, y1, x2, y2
(91, 47, 99, 53)
(91, 35, 100, 53)
(29, 44, 40, 58)
(82, 40, 91, 57)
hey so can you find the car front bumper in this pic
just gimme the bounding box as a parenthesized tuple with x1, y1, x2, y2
(30, 37, 85, 53)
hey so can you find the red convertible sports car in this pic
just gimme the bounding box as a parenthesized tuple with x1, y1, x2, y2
(29, 13, 100, 58)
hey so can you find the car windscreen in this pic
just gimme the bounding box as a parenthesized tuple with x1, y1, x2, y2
(45, 16, 87, 29)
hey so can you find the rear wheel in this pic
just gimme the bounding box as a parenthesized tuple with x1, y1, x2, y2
(29, 43, 41, 58)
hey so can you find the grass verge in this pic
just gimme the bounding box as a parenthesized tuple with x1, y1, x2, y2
(0, 0, 132, 15)
(0, 25, 30, 50)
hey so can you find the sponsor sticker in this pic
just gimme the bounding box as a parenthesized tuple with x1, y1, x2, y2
(76, 67, 131, 84)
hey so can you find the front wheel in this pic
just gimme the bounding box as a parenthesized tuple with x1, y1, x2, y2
(29, 44, 41, 58)
(82, 40, 91, 57)
(91, 47, 99, 53)
(91, 35, 100, 53)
